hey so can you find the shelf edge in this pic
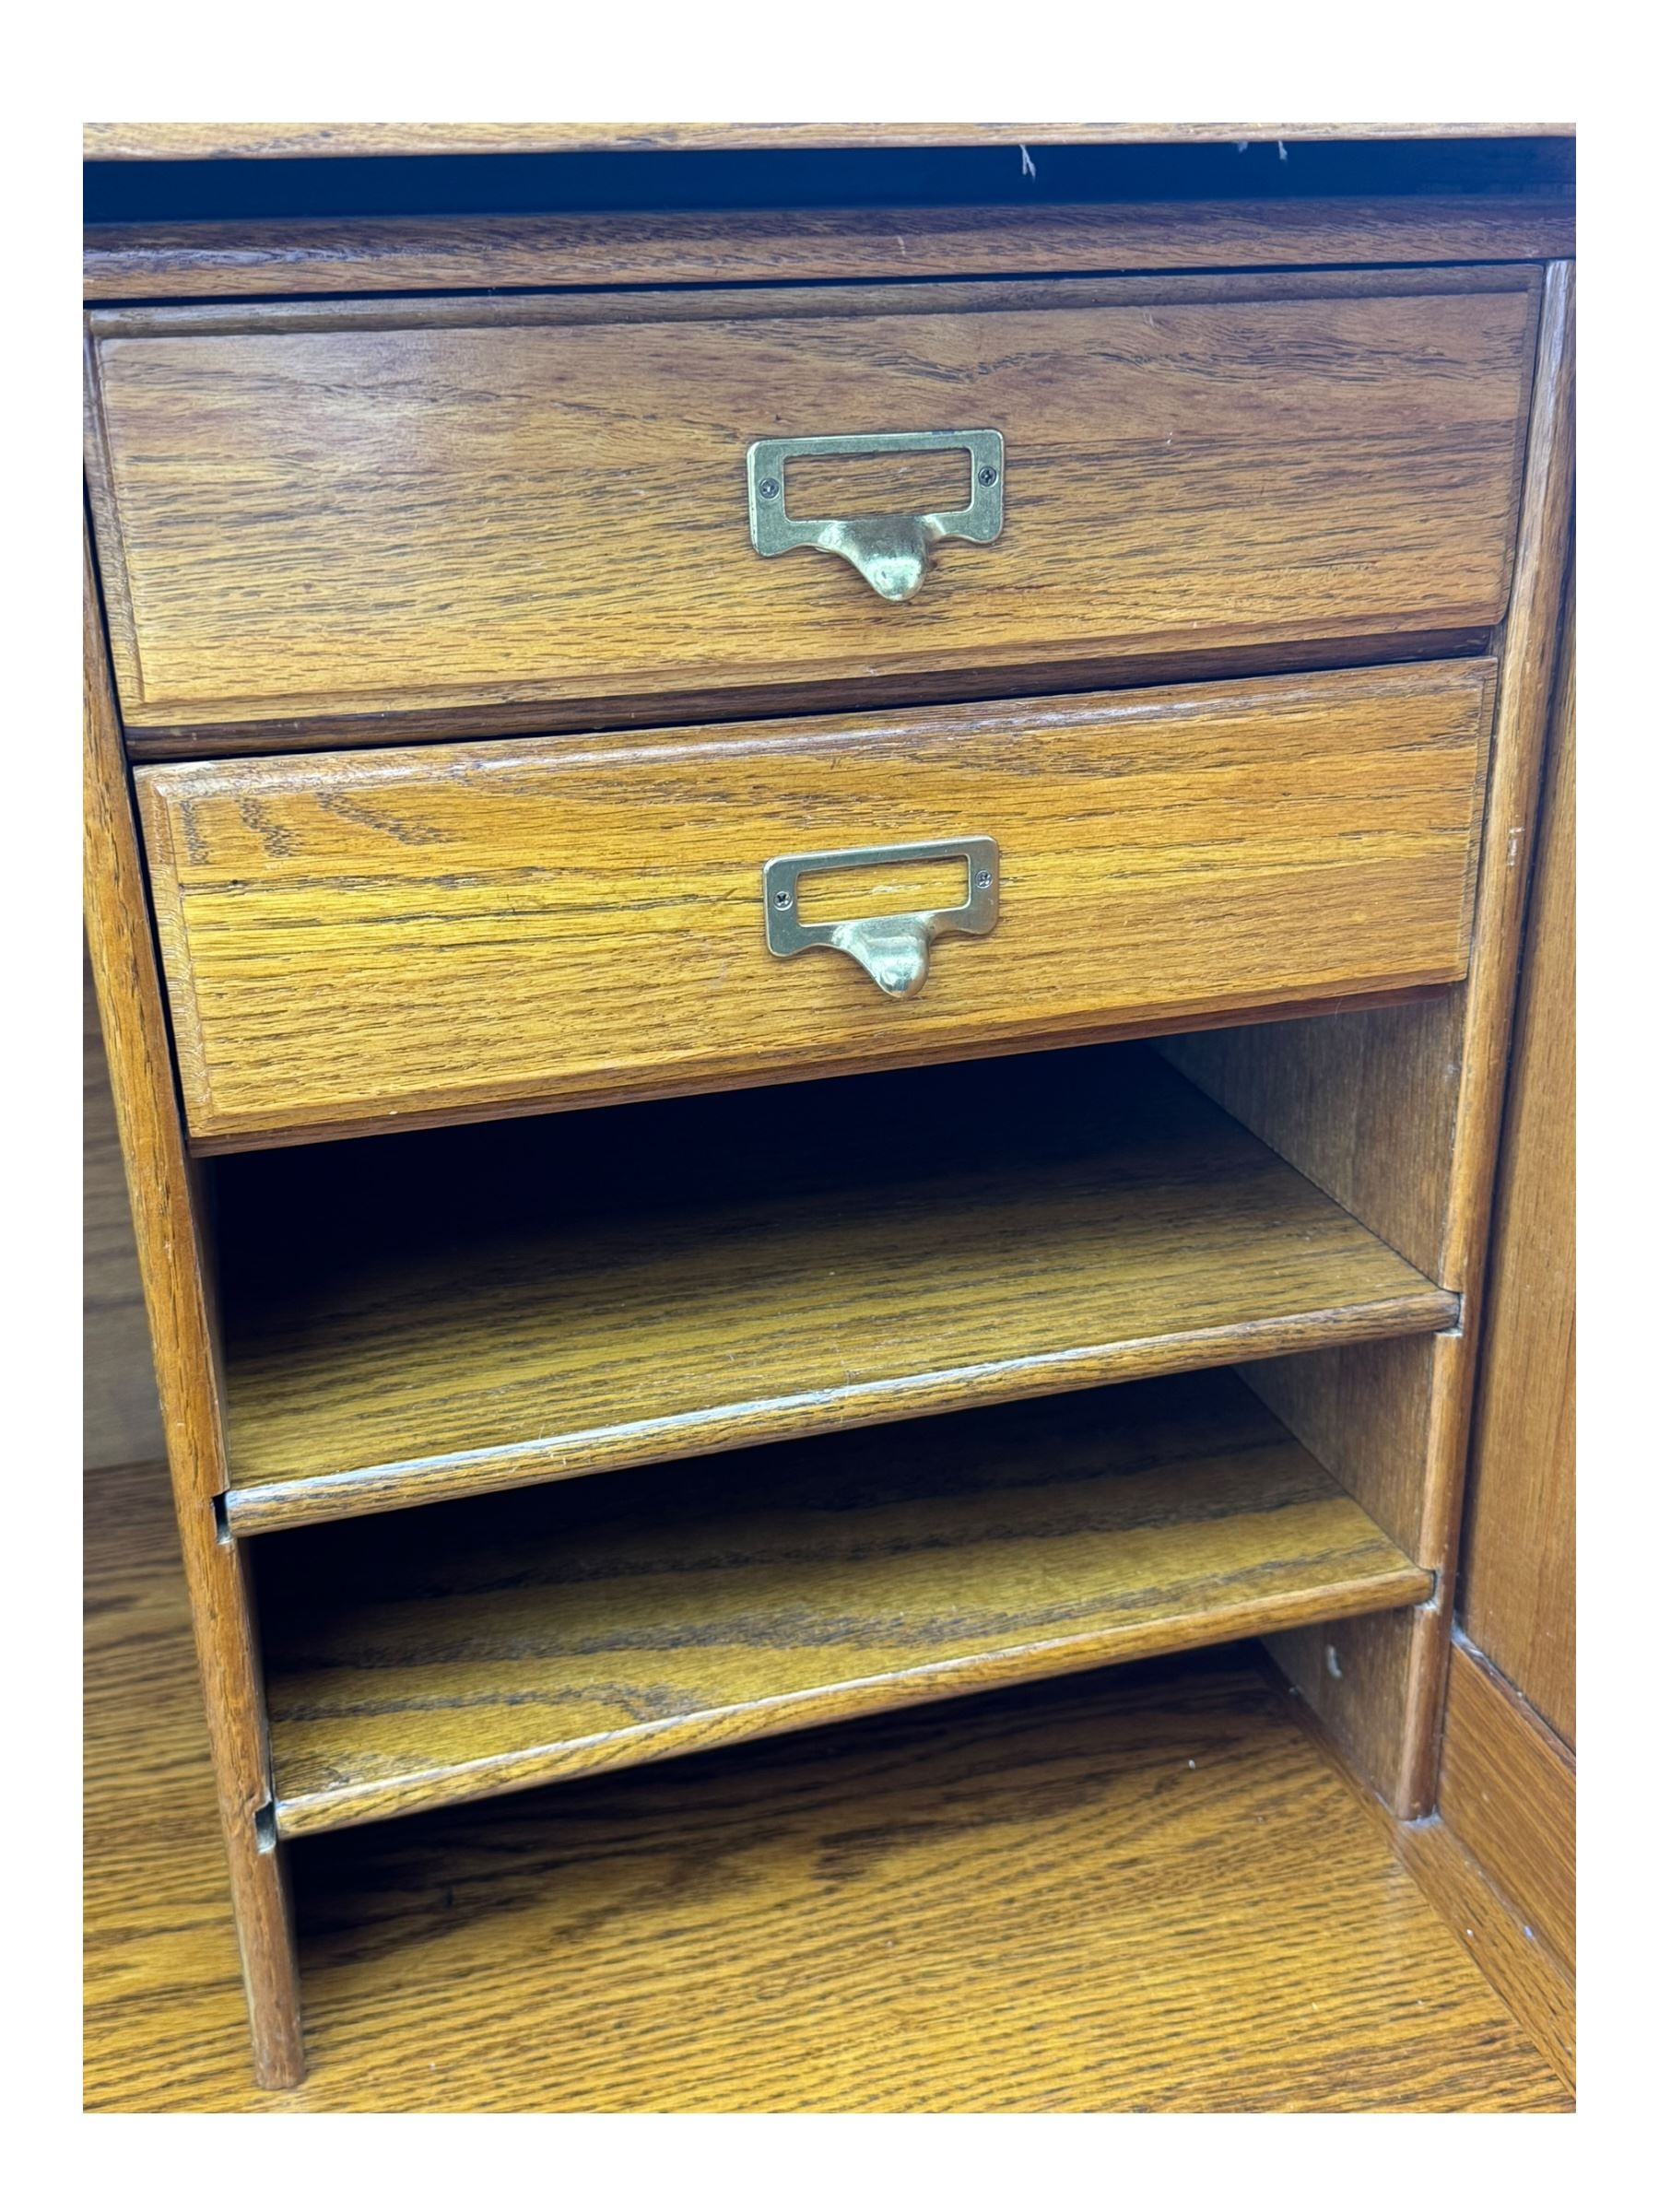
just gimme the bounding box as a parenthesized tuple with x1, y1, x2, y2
(272, 1556, 1432, 1837)
(227, 1288, 1459, 1537)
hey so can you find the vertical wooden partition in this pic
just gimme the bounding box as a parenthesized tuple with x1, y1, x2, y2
(1162, 262, 1574, 1816)
(82, 530, 305, 2087)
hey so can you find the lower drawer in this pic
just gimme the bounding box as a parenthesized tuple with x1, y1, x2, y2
(136, 659, 1493, 1148)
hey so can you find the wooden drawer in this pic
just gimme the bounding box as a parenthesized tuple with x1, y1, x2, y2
(136, 659, 1493, 1148)
(88, 269, 1538, 749)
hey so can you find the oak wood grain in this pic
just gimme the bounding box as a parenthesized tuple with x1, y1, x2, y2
(121, 638, 1500, 765)
(87, 269, 1538, 742)
(1432, 268, 1574, 1304)
(1272, 1321, 1519, 1806)
(1239, 1333, 1441, 1557)
(81, 147, 1576, 2099)
(211, 1050, 1458, 1535)
(136, 660, 1494, 1149)
(82, 122, 1577, 160)
(1438, 1633, 1574, 1970)
(1459, 590, 1574, 1738)
(83, 945, 163, 1468)
(1232, 1340, 1444, 1854)
(1369, 265, 1574, 1815)
(1388, 1814, 1575, 2093)
(1172, 265, 1574, 1815)
(1277, 1661, 1573, 2093)
(80, 262, 1540, 341)
(1162, 998, 1465, 1281)
(82, 533, 304, 2086)
(254, 1371, 1431, 1835)
(82, 196, 1577, 303)
(85, 1455, 1568, 2112)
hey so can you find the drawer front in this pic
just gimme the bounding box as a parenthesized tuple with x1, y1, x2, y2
(137, 660, 1493, 1147)
(89, 271, 1536, 746)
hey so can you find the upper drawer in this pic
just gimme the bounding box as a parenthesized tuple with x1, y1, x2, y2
(87, 270, 1539, 750)
(136, 658, 1493, 1151)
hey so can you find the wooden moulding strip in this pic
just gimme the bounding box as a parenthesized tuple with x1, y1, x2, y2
(82, 196, 1575, 304)
(85, 256, 1540, 341)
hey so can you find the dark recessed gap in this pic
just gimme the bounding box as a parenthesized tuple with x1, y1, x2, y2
(122, 628, 1499, 767)
(84, 137, 1574, 228)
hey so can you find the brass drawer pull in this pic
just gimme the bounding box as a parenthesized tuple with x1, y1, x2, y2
(763, 837, 999, 1000)
(747, 430, 1004, 602)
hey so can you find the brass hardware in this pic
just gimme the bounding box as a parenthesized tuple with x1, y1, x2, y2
(762, 837, 999, 999)
(747, 430, 1004, 602)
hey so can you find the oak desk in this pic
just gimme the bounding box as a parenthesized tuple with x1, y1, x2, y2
(83, 124, 1574, 2091)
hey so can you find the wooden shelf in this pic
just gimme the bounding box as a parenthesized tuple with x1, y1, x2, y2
(215, 1047, 1456, 1534)
(88, 1443, 1563, 2111)
(255, 1369, 1431, 1837)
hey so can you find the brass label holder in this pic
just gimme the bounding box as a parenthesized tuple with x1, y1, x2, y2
(762, 837, 1000, 1000)
(747, 429, 1004, 602)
